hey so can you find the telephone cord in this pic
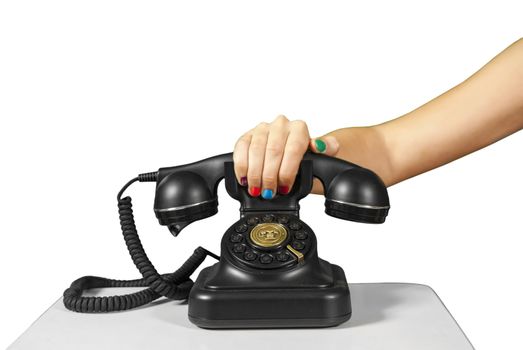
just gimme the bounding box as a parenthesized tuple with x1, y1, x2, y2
(63, 175, 219, 312)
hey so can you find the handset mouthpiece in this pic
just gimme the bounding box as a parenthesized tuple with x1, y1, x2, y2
(154, 171, 218, 235)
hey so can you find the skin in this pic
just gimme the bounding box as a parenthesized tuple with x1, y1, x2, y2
(233, 38, 523, 196)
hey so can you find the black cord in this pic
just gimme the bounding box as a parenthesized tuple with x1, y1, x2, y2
(117, 177, 139, 201)
(63, 174, 219, 313)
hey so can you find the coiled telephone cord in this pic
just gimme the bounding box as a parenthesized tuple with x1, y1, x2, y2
(63, 175, 219, 313)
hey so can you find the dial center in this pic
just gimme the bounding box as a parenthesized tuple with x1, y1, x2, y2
(250, 223, 288, 248)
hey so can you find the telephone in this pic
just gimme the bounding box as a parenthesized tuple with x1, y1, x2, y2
(64, 152, 390, 328)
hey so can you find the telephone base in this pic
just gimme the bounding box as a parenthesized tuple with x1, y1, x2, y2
(188, 263, 351, 329)
(188, 313, 351, 329)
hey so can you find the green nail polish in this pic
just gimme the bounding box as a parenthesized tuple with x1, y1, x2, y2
(315, 139, 326, 153)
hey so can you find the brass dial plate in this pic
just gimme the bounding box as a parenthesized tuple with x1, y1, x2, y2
(250, 223, 288, 248)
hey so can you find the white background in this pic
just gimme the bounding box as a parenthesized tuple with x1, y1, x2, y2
(1, 1, 522, 348)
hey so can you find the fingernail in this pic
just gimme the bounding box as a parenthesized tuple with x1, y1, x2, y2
(261, 189, 274, 199)
(249, 186, 261, 196)
(240, 177, 247, 186)
(278, 185, 289, 195)
(315, 139, 327, 153)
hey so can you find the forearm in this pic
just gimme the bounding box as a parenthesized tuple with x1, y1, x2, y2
(316, 38, 523, 190)
(379, 38, 523, 185)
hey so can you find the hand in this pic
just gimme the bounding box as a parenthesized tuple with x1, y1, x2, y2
(233, 115, 339, 198)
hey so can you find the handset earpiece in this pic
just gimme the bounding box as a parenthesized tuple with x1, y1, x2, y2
(324, 168, 390, 223)
(303, 152, 390, 224)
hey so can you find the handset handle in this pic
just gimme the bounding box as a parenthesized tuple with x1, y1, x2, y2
(224, 156, 313, 214)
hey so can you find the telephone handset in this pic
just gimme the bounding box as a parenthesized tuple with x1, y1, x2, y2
(64, 152, 390, 328)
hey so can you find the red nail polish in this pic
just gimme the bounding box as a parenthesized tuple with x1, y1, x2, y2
(240, 177, 248, 186)
(249, 186, 261, 196)
(278, 185, 290, 195)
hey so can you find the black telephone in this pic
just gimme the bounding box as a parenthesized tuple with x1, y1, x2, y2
(64, 152, 390, 328)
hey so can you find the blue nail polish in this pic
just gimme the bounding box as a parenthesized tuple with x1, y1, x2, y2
(261, 189, 273, 199)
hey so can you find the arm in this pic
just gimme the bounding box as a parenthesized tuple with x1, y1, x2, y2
(318, 38, 523, 189)
(234, 39, 523, 197)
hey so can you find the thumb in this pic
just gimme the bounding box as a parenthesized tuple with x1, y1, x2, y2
(310, 135, 339, 156)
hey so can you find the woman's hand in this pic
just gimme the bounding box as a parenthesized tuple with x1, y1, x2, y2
(233, 115, 339, 198)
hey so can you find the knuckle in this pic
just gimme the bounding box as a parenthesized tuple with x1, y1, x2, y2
(247, 173, 262, 184)
(233, 161, 247, 173)
(273, 114, 288, 124)
(232, 151, 242, 163)
(265, 144, 284, 158)
(290, 119, 309, 132)
(249, 143, 266, 154)
(291, 119, 306, 126)
(256, 122, 269, 130)
(262, 174, 278, 187)
(285, 142, 307, 156)
(239, 133, 252, 142)
(234, 137, 250, 148)
(278, 171, 294, 185)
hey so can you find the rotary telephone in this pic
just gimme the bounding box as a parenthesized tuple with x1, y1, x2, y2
(64, 152, 390, 328)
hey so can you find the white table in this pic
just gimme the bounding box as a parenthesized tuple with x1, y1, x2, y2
(8, 283, 474, 350)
